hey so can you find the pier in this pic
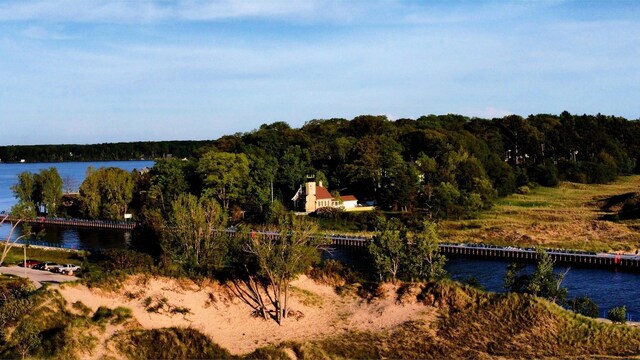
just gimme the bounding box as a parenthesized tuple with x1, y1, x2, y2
(1, 215, 135, 230)
(323, 235, 640, 270)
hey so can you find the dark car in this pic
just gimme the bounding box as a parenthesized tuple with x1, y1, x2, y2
(18, 259, 40, 268)
(33, 262, 59, 271)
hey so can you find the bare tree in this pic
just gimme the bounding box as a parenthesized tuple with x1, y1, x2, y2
(229, 218, 323, 325)
(1, 204, 36, 268)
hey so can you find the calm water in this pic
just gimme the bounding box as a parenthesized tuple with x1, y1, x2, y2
(0, 160, 152, 249)
(446, 256, 639, 320)
(0, 160, 154, 212)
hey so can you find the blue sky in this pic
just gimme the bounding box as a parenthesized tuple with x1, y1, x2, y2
(1, 0, 639, 145)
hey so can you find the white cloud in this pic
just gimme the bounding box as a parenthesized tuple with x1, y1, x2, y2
(461, 107, 513, 119)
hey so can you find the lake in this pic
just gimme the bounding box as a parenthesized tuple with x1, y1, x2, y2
(0, 160, 152, 250)
(0, 160, 154, 212)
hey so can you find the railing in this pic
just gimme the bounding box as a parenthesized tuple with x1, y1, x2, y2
(1, 215, 135, 230)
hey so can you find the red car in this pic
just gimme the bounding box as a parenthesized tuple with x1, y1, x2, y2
(18, 259, 40, 268)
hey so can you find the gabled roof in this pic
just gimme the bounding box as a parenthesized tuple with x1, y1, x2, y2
(315, 186, 333, 200)
(341, 195, 357, 201)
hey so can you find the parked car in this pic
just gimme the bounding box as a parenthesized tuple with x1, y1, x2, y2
(18, 259, 40, 268)
(33, 262, 59, 271)
(52, 264, 81, 275)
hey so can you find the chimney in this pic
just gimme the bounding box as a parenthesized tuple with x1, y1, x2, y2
(318, 181, 323, 188)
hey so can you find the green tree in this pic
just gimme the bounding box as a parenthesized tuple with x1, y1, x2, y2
(163, 194, 227, 273)
(369, 218, 405, 282)
(11, 172, 35, 205)
(147, 158, 192, 215)
(246, 151, 278, 213)
(79, 167, 135, 220)
(569, 296, 599, 318)
(240, 216, 322, 324)
(404, 221, 447, 281)
(504, 250, 568, 304)
(607, 306, 627, 324)
(527, 250, 569, 304)
(198, 151, 250, 211)
(37, 167, 63, 216)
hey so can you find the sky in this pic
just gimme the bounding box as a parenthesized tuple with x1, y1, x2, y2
(0, 0, 639, 145)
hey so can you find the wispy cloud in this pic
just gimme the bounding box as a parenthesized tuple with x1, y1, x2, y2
(0, 0, 367, 23)
(21, 25, 74, 40)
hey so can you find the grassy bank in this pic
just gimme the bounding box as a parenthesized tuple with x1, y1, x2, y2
(1, 246, 84, 266)
(440, 175, 640, 252)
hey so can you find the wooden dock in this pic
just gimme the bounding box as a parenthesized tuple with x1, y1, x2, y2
(324, 235, 640, 270)
(1, 215, 135, 230)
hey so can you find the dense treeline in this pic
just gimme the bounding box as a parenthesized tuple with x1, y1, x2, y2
(9, 112, 640, 223)
(0, 140, 213, 163)
(139, 111, 639, 221)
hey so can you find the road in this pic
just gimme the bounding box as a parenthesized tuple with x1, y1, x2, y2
(0, 265, 79, 288)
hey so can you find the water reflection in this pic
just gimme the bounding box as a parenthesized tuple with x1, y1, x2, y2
(0, 222, 130, 250)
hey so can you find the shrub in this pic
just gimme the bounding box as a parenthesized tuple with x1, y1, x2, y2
(568, 296, 599, 318)
(516, 186, 530, 195)
(313, 206, 344, 219)
(92, 306, 115, 323)
(98, 249, 155, 274)
(71, 301, 92, 317)
(113, 328, 231, 359)
(607, 306, 627, 324)
(92, 306, 132, 325)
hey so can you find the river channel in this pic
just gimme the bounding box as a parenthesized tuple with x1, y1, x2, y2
(1, 161, 639, 320)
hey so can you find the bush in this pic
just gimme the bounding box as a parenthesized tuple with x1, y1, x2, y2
(71, 301, 92, 317)
(92, 306, 132, 325)
(313, 206, 344, 219)
(516, 186, 530, 195)
(568, 296, 599, 318)
(97, 249, 155, 274)
(607, 306, 627, 324)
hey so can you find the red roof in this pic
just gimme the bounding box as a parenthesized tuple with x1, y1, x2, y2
(341, 195, 357, 201)
(315, 186, 333, 200)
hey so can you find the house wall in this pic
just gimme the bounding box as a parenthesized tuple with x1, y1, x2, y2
(305, 181, 316, 212)
(342, 200, 358, 209)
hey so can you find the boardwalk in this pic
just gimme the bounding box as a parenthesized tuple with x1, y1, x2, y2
(325, 235, 640, 270)
(1, 215, 135, 230)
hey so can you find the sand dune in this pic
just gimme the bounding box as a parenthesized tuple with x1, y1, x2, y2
(58, 275, 434, 356)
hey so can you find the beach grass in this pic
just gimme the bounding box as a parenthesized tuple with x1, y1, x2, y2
(440, 175, 640, 252)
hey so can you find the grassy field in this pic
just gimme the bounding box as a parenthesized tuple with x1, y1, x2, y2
(440, 175, 640, 253)
(1, 245, 84, 266)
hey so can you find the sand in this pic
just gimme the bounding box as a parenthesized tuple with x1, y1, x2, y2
(58, 275, 434, 356)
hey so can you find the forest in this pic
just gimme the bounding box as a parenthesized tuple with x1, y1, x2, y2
(0, 140, 213, 163)
(9, 111, 640, 225)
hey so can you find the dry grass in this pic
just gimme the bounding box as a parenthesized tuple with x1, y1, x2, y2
(440, 175, 640, 252)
